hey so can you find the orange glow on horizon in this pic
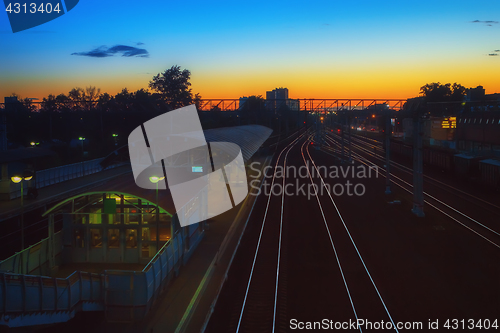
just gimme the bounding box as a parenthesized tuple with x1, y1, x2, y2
(3, 64, 500, 102)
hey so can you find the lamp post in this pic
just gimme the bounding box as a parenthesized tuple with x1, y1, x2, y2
(78, 136, 85, 153)
(79, 137, 85, 176)
(149, 176, 165, 252)
(112, 133, 118, 146)
(11, 173, 33, 253)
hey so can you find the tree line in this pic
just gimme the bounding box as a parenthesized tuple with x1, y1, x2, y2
(3, 65, 299, 163)
(3, 67, 478, 161)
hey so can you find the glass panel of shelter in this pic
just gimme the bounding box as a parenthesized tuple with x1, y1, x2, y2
(67, 193, 172, 260)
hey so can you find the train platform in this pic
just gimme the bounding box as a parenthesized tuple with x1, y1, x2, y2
(118, 154, 271, 333)
(0, 164, 132, 221)
(26, 152, 273, 333)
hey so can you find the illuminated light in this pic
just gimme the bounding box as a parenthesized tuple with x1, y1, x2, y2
(79, 137, 85, 141)
(24, 175, 33, 181)
(30, 142, 35, 146)
(11, 176, 22, 183)
(149, 176, 165, 183)
(112, 134, 118, 137)
(372, 114, 375, 118)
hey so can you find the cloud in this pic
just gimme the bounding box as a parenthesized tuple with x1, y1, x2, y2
(71, 45, 149, 58)
(137, 42, 144, 45)
(489, 53, 499, 56)
(471, 20, 499, 25)
(495, 49, 500, 52)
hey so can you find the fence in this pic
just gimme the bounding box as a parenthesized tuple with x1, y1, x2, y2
(0, 221, 206, 327)
(104, 230, 184, 321)
(35, 158, 125, 189)
(0, 231, 63, 276)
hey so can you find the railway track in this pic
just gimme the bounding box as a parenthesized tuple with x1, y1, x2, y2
(300, 135, 399, 332)
(208, 131, 403, 332)
(323, 131, 500, 250)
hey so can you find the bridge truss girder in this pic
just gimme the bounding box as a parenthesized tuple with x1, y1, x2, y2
(197, 99, 406, 112)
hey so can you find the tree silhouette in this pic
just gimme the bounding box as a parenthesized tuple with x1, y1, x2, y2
(419, 82, 467, 102)
(419, 82, 468, 116)
(149, 65, 199, 110)
(84, 86, 101, 111)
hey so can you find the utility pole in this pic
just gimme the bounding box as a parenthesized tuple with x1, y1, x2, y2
(348, 115, 352, 162)
(412, 108, 425, 217)
(341, 113, 345, 161)
(304, 105, 308, 130)
(384, 113, 392, 194)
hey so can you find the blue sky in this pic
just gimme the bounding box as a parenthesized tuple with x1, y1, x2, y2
(1, 0, 499, 99)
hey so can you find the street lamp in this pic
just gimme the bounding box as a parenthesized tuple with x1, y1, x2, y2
(78, 137, 86, 154)
(11, 172, 33, 255)
(149, 176, 165, 252)
(79, 137, 85, 176)
(112, 133, 118, 146)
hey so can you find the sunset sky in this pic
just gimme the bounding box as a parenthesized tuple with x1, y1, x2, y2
(1, 0, 499, 101)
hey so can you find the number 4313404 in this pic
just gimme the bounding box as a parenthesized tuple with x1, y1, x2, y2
(443, 319, 498, 330)
(5, 2, 61, 14)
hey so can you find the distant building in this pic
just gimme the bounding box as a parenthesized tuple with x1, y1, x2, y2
(403, 116, 457, 149)
(284, 99, 300, 112)
(465, 86, 500, 112)
(456, 111, 500, 155)
(485, 93, 500, 105)
(266, 87, 289, 100)
(466, 86, 485, 102)
(265, 87, 299, 112)
(239, 96, 249, 109)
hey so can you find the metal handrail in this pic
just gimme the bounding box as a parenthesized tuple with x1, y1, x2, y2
(142, 231, 178, 272)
